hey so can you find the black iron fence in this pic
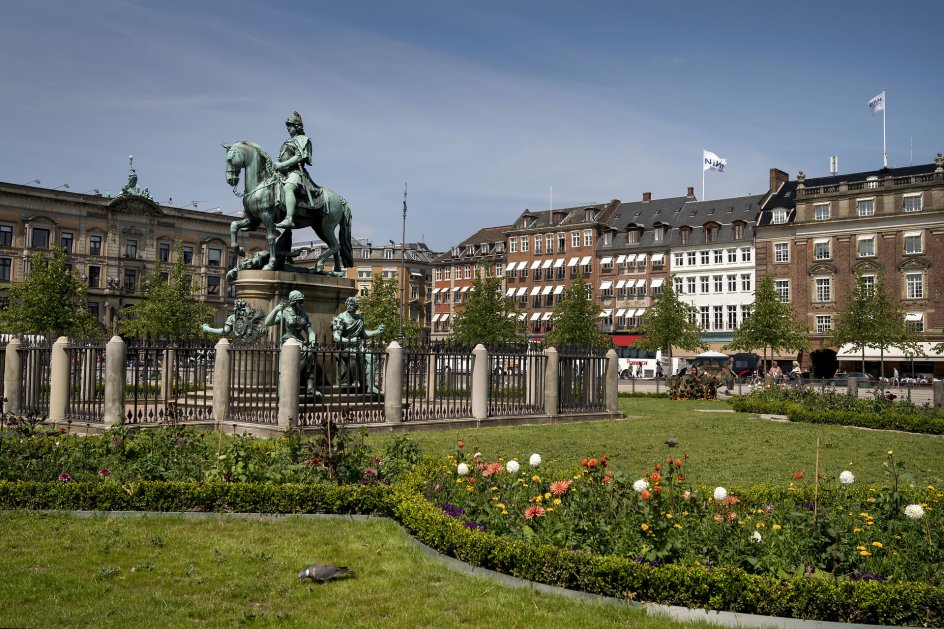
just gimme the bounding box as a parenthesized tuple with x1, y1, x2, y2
(227, 340, 280, 424)
(0, 340, 6, 413)
(488, 344, 546, 417)
(402, 343, 473, 421)
(125, 339, 216, 424)
(558, 345, 607, 413)
(65, 339, 106, 422)
(19, 337, 52, 417)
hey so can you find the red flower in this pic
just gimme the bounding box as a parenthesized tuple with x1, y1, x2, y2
(602, 474, 612, 484)
(581, 457, 588, 467)
(98, 469, 111, 476)
(524, 505, 546, 520)
(653, 485, 662, 494)
(677, 474, 686, 482)
(640, 489, 651, 501)
(457, 440, 465, 449)
(651, 472, 661, 483)
(794, 471, 804, 479)
(654, 463, 662, 471)
(674, 459, 682, 468)
(588, 458, 598, 468)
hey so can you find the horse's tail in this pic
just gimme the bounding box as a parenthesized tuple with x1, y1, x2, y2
(339, 198, 354, 268)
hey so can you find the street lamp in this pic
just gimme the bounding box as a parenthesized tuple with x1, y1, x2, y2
(399, 183, 407, 343)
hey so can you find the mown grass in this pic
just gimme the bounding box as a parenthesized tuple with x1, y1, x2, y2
(368, 398, 944, 487)
(0, 512, 710, 629)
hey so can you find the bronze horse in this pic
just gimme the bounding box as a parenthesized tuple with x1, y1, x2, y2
(224, 140, 353, 273)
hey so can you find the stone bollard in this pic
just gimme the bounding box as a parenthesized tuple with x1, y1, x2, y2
(847, 377, 858, 398)
(544, 347, 559, 416)
(385, 341, 403, 423)
(278, 339, 301, 430)
(934, 380, 944, 409)
(4, 337, 22, 415)
(48, 336, 70, 423)
(212, 338, 231, 426)
(425, 351, 437, 402)
(471, 344, 488, 420)
(605, 349, 619, 412)
(103, 335, 127, 426)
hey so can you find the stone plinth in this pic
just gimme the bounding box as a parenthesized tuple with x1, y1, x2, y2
(235, 270, 357, 342)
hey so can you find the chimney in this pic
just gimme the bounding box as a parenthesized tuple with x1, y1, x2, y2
(642, 192, 651, 203)
(686, 186, 695, 199)
(769, 168, 789, 193)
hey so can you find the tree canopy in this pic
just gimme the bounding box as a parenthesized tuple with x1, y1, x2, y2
(0, 247, 100, 338)
(118, 242, 214, 339)
(449, 266, 525, 347)
(545, 272, 611, 349)
(725, 274, 809, 367)
(632, 274, 704, 358)
(358, 272, 420, 346)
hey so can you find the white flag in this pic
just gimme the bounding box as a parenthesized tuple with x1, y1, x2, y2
(868, 90, 885, 116)
(703, 150, 726, 173)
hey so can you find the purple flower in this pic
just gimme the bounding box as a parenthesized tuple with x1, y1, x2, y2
(99, 469, 111, 477)
(853, 571, 887, 581)
(463, 521, 486, 531)
(440, 503, 465, 517)
(58, 473, 71, 482)
(363, 468, 377, 478)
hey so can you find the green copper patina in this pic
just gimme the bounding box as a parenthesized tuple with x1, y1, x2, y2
(265, 290, 321, 399)
(118, 155, 152, 200)
(331, 296, 385, 395)
(224, 112, 353, 275)
(201, 298, 266, 341)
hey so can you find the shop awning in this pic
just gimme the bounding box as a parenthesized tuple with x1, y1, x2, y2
(616, 255, 626, 264)
(615, 280, 626, 289)
(651, 278, 665, 288)
(615, 309, 626, 317)
(651, 253, 665, 264)
(431, 313, 441, 323)
(542, 311, 553, 321)
(505, 261, 518, 272)
(600, 256, 613, 265)
(579, 256, 592, 265)
(553, 258, 565, 267)
(530, 287, 541, 296)
(553, 285, 565, 294)
(505, 288, 516, 297)
(568, 257, 579, 266)
(541, 285, 553, 295)
(611, 334, 642, 347)
(626, 254, 637, 263)
(530, 260, 541, 270)
(530, 312, 542, 321)
(541, 259, 553, 269)
(516, 287, 528, 296)
(599, 309, 612, 318)
(600, 280, 612, 290)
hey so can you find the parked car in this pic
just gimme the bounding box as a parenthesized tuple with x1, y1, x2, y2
(834, 371, 874, 384)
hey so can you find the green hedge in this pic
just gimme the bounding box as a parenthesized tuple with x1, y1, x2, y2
(618, 391, 670, 399)
(1, 479, 941, 626)
(729, 397, 944, 435)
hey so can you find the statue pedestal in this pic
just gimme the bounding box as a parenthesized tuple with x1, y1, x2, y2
(235, 270, 357, 343)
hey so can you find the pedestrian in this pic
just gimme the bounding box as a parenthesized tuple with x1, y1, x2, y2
(892, 367, 900, 386)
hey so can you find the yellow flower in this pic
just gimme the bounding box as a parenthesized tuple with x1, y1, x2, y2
(756, 522, 765, 528)
(772, 524, 781, 530)
(682, 511, 689, 516)
(456, 478, 463, 484)
(859, 550, 871, 556)
(641, 523, 650, 532)
(534, 495, 542, 503)
(492, 496, 498, 501)
(788, 486, 796, 492)
(673, 523, 682, 529)
(853, 528, 862, 533)
(573, 475, 581, 480)
(546, 507, 554, 512)
(466, 485, 474, 492)
(490, 486, 498, 491)
(872, 541, 883, 548)
(756, 508, 765, 514)
(553, 498, 561, 505)
(496, 503, 505, 510)
(532, 475, 541, 483)
(665, 513, 673, 519)
(544, 492, 552, 500)
(856, 546, 866, 551)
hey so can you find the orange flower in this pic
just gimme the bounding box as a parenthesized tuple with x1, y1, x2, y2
(653, 485, 662, 494)
(480, 463, 502, 477)
(641, 489, 651, 501)
(524, 505, 546, 520)
(602, 474, 612, 484)
(677, 474, 686, 482)
(674, 459, 682, 468)
(651, 472, 662, 483)
(581, 457, 588, 467)
(457, 440, 465, 448)
(794, 471, 804, 479)
(654, 463, 662, 471)
(588, 458, 598, 468)
(550, 480, 572, 496)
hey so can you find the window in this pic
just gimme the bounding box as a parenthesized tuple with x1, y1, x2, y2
(509, 237, 517, 253)
(207, 276, 221, 295)
(816, 315, 832, 334)
(654, 226, 663, 242)
(857, 198, 875, 216)
(0, 258, 10, 282)
(674, 252, 684, 267)
(733, 222, 745, 240)
(464, 265, 472, 279)
(571, 231, 579, 248)
(443, 266, 451, 280)
(534, 235, 542, 254)
(860, 275, 875, 296)
(557, 265, 566, 280)
(626, 229, 639, 244)
(384, 249, 394, 260)
(700, 306, 710, 329)
(411, 285, 418, 301)
(906, 313, 924, 332)
(903, 194, 923, 212)
(495, 262, 504, 276)
(714, 306, 724, 330)
(904, 232, 923, 254)
(674, 277, 683, 293)
(519, 266, 527, 279)
(741, 274, 752, 292)
(87, 266, 100, 288)
(713, 275, 723, 292)
(813, 240, 831, 260)
(89, 234, 102, 256)
(602, 258, 613, 272)
(686, 277, 696, 294)
(533, 267, 542, 281)
(182, 245, 194, 264)
(774, 279, 789, 302)
(0, 225, 12, 246)
(208, 247, 222, 266)
(125, 239, 138, 258)
(700, 251, 709, 265)
(557, 232, 566, 252)
(687, 252, 696, 266)
(714, 249, 723, 264)
(442, 291, 451, 304)
(857, 236, 875, 258)
(601, 283, 613, 298)
(727, 274, 737, 292)
(546, 233, 554, 252)
(741, 248, 751, 262)
(60, 232, 74, 252)
(652, 255, 664, 269)
(814, 203, 830, 220)
(583, 229, 593, 247)
(158, 242, 170, 262)
(680, 229, 690, 245)
(124, 269, 137, 292)
(435, 267, 442, 281)
(700, 276, 709, 293)
(705, 225, 719, 242)
(906, 272, 924, 299)
(727, 305, 738, 329)
(727, 248, 737, 263)
(31, 228, 50, 249)
(520, 236, 528, 252)
(770, 210, 788, 225)
(583, 260, 593, 274)
(815, 277, 831, 302)
(774, 242, 789, 262)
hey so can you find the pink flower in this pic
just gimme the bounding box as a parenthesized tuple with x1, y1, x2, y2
(550, 480, 572, 496)
(98, 469, 111, 477)
(523, 505, 546, 520)
(58, 473, 71, 482)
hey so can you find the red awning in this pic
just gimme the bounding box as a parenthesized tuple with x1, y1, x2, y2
(611, 335, 642, 347)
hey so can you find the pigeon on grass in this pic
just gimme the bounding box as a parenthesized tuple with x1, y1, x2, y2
(298, 564, 354, 583)
(665, 438, 679, 447)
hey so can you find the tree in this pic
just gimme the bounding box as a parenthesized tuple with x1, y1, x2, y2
(118, 242, 214, 339)
(632, 274, 704, 365)
(545, 271, 611, 349)
(0, 247, 100, 338)
(358, 273, 420, 346)
(832, 272, 920, 376)
(450, 266, 525, 347)
(726, 274, 809, 369)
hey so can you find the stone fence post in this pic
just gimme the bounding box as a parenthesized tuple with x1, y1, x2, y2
(48, 336, 70, 423)
(278, 339, 301, 429)
(103, 335, 127, 426)
(933, 380, 944, 409)
(605, 349, 618, 412)
(4, 337, 22, 415)
(471, 344, 488, 420)
(847, 377, 858, 398)
(544, 347, 559, 417)
(385, 341, 403, 423)
(212, 338, 231, 425)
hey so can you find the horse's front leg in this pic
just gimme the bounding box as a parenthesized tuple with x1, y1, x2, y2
(260, 211, 278, 270)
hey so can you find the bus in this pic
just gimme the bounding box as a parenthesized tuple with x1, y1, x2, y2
(615, 346, 663, 379)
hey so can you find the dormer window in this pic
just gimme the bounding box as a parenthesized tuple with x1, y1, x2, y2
(384, 249, 394, 259)
(679, 227, 691, 245)
(602, 231, 613, 246)
(770, 209, 788, 225)
(732, 221, 746, 240)
(585, 208, 597, 221)
(653, 225, 664, 242)
(704, 223, 720, 244)
(626, 225, 641, 244)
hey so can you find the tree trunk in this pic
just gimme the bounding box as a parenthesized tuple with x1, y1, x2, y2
(861, 348, 865, 375)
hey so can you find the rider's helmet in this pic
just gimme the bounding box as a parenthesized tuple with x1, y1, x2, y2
(285, 111, 304, 132)
(288, 290, 304, 304)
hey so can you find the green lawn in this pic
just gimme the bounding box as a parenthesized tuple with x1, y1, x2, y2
(0, 512, 711, 629)
(369, 398, 944, 487)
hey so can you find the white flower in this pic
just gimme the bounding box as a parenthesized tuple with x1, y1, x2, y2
(457, 463, 469, 476)
(751, 530, 762, 543)
(506, 460, 520, 474)
(713, 486, 728, 502)
(905, 504, 925, 520)
(683, 490, 692, 501)
(632, 479, 650, 493)
(529, 453, 542, 468)
(839, 470, 855, 485)
(473, 452, 482, 459)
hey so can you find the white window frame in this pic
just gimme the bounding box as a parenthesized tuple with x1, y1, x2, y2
(774, 279, 790, 303)
(813, 239, 831, 260)
(774, 242, 790, 263)
(674, 252, 684, 267)
(816, 314, 832, 334)
(771, 209, 788, 224)
(509, 236, 517, 253)
(815, 277, 831, 303)
(905, 272, 924, 300)
(903, 193, 923, 213)
(857, 235, 875, 258)
(904, 232, 923, 254)
(583, 229, 593, 247)
(856, 197, 875, 217)
(813, 203, 830, 220)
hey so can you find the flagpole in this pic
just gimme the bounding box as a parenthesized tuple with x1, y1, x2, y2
(702, 159, 705, 201)
(882, 89, 887, 168)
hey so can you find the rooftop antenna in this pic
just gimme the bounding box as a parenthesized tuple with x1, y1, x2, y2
(399, 182, 408, 343)
(52, 183, 70, 191)
(83, 188, 100, 195)
(22, 179, 40, 185)
(829, 156, 839, 175)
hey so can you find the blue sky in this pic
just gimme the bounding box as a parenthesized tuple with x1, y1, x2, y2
(2, 0, 943, 250)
